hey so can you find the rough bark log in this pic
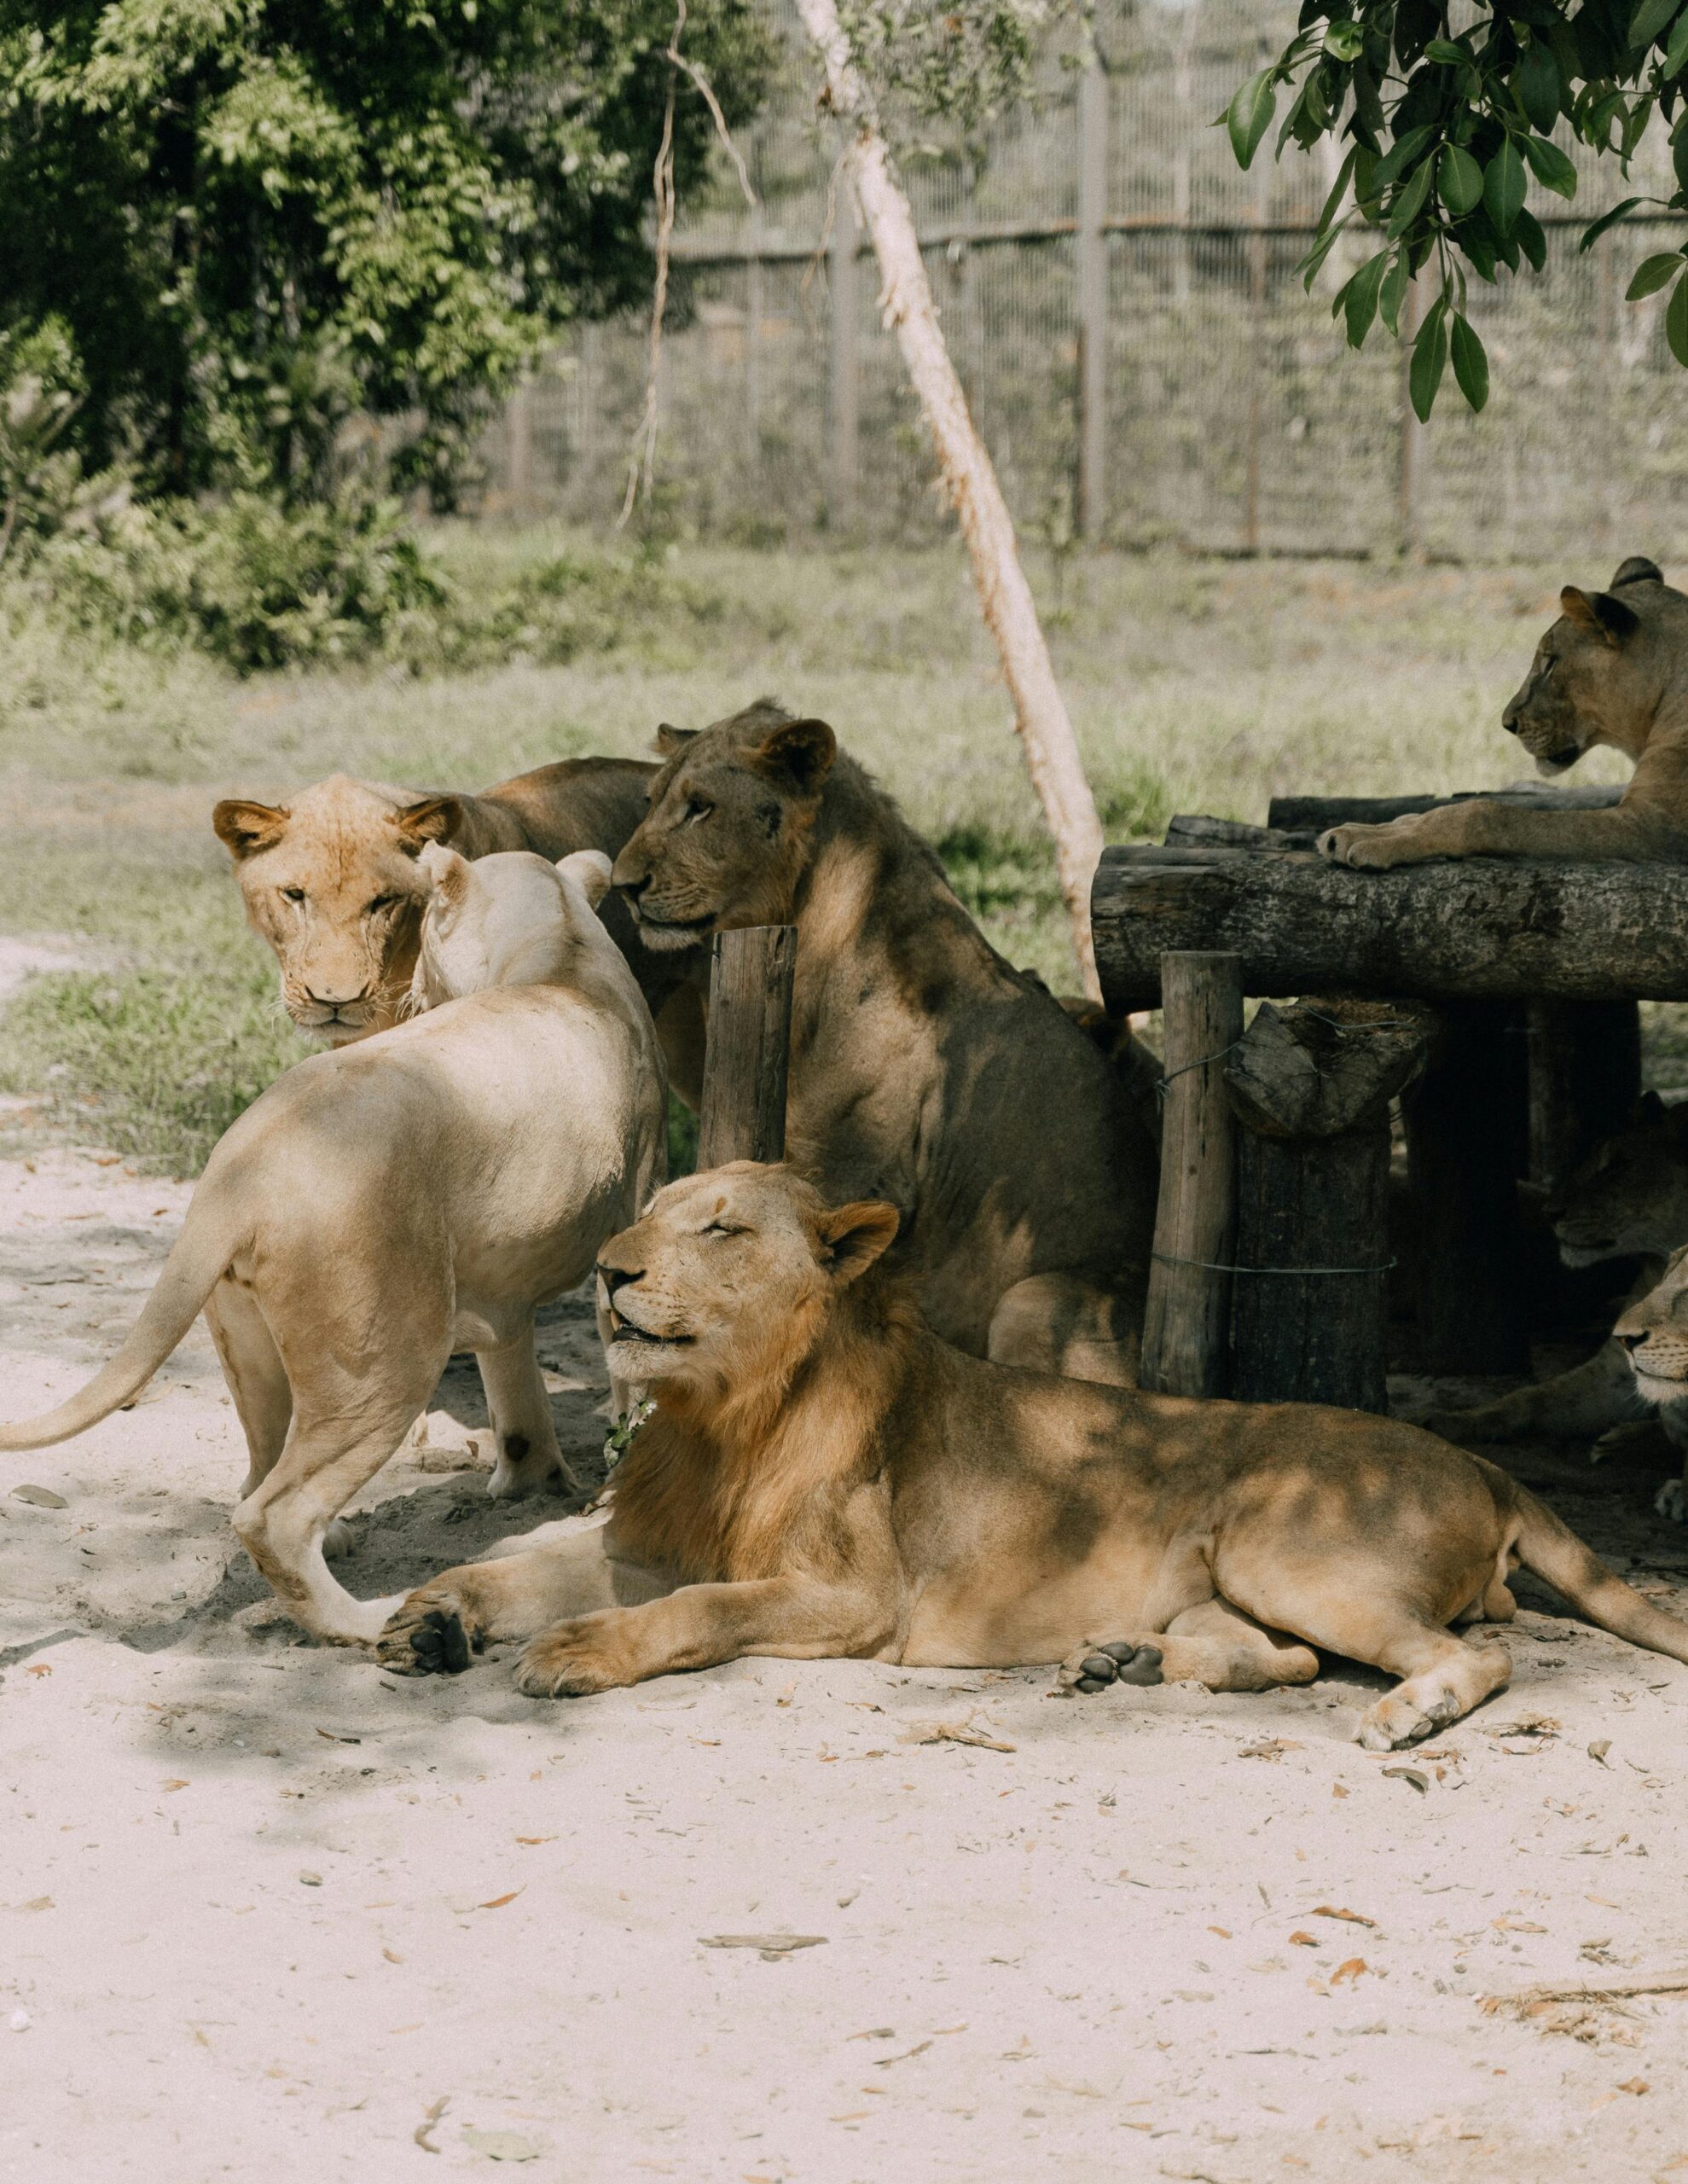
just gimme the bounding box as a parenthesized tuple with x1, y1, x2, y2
(1267, 785, 1625, 834)
(1526, 999, 1644, 1190)
(696, 926, 798, 1169)
(1163, 814, 1299, 851)
(1093, 843, 1688, 1013)
(1224, 999, 1429, 1414)
(1140, 953, 1243, 1399)
(796, 0, 1104, 1000)
(1401, 1003, 1533, 1376)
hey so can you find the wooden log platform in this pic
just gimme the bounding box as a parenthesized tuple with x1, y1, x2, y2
(696, 925, 798, 1168)
(1093, 842, 1688, 1014)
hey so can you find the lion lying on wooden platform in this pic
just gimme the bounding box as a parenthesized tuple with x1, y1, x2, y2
(376, 1165, 1688, 1748)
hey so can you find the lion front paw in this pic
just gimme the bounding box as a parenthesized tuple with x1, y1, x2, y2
(1054, 1638, 1164, 1696)
(513, 1613, 639, 1699)
(1317, 822, 1424, 871)
(375, 1590, 484, 1677)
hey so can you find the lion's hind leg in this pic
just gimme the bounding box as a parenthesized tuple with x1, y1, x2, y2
(1059, 1598, 1319, 1696)
(376, 1519, 671, 1676)
(1351, 1626, 1512, 1752)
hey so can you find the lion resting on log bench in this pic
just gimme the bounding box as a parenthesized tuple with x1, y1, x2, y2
(376, 1165, 1688, 1749)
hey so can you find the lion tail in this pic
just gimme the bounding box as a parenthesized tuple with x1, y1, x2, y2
(1511, 1483, 1688, 1666)
(0, 1181, 244, 1453)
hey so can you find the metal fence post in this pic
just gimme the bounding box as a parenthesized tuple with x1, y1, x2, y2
(828, 174, 861, 529)
(1076, 61, 1109, 541)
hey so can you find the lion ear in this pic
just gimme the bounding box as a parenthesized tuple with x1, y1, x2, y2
(396, 795, 462, 851)
(212, 799, 289, 861)
(816, 1199, 900, 1285)
(656, 723, 696, 758)
(1560, 585, 1639, 645)
(417, 841, 470, 902)
(559, 848, 612, 909)
(752, 716, 836, 794)
(1611, 555, 1662, 590)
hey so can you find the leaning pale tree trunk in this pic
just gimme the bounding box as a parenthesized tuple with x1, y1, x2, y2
(796, 0, 1105, 1001)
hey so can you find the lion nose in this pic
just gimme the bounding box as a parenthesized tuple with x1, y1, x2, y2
(304, 983, 370, 1009)
(1617, 1329, 1646, 1353)
(1500, 706, 1520, 735)
(598, 1264, 641, 1300)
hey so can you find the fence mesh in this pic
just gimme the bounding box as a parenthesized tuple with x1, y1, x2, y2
(479, 0, 1688, 561)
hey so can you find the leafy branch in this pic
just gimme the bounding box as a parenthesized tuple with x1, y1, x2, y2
(1226, 3, 1688, 419)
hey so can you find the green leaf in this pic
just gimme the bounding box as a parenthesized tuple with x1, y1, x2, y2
(1324, 20, 1366, 63)
(1516, 40, 1563, 136)
(1668, 270, 1688, 366)
(1368, 124, 1436, 197)
(1343, 250, 1391, 346)
(1516, 207, 1547, 271)
(1674, 118, 1688, 195)
(1631, 0, 1684, 49)
(1522, 135, 1577, 200)
(1580, 196, 1645, 250)
(1227, 67, 1278, 171)
(1379, 249, 1412, 334)
(1627, 250, 1685, 299)
(1424, 39, 1469, 67)
(1450, 311, 1489, 410)
(1668, 9, 1688, 75)
(1438, 142, 1484, 217)
(1484, 139, 1527, 235)
(1387, 155, 1435, 237)
(1409, 298, 1450, 421)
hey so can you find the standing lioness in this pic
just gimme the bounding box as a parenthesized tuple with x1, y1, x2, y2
(0, 847, 666, 1643)
(1320, 556, 1688, 868)
(610, 700, 1160, 1381)
(376, 1165, 1688, 1748)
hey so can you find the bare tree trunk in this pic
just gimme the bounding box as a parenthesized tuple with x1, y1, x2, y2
(796, 0, 1105, 999)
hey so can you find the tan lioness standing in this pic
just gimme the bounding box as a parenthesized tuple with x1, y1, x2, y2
(0, 847, 666, 1644)
(214, 758, 706, 1101)
(1320, 557, 1688, 868)
(609, 700, 1160, 1381)
(374, 1165, 1688, 1749)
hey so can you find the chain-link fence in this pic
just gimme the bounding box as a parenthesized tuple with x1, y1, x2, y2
(478, 0, 1688, 561)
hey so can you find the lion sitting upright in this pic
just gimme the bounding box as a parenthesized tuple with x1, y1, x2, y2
(609, 700, 1161, 1382)
(376, 1165, 1688, 1748)
(1320, 556, 1688, 869)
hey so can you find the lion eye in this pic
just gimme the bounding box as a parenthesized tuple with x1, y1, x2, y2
(684, 798, 713, 825)
(704, 1220, 742, 1238)
(281, 886, 305, 904)
(368, 894, 401, 915)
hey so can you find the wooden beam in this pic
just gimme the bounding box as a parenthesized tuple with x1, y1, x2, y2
(1140, 952, 1243, 1399)
(696, 926, 798, 1168)
(1267, 786, 1624, 834)
(1093, 842, 1688, 1014)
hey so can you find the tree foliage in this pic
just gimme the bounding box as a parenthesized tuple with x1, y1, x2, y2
(0, 0, 769, 496)
(1229, 2, 1688, 419)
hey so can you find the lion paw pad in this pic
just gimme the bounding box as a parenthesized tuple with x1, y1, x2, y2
(1062, 1640, 1163, 1694)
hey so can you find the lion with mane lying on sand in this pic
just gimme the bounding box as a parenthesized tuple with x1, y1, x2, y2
(376, 1165, 1688, 1749)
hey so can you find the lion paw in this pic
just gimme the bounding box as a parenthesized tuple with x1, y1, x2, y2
(1317, 822, 1422, 871)
(1055, 1638, 1164, 1696)
(1657, 1476, 1686, 1524)
(513, 1616, 635, 1699)
(375, 1592, 484, 1676)
(1354, 1687, 1460, 1751)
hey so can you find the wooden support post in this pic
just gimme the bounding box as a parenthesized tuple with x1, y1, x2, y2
(1527, 999, 1644, 1189)
(1140, 951, 1244, 1398)
(828, 177, 861, 531)
(1225, 998, 1432, 1413)
(696, 926, 798, 1169)
(1076, 60, 1109, 543)
(1401, 1002, 1533, 1376)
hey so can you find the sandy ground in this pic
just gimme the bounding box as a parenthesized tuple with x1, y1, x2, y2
(4, 1077, 1688, 2177)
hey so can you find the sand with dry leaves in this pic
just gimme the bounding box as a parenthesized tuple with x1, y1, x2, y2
(4, 1119, 1688, 2182)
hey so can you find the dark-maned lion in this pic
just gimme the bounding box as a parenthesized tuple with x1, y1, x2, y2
(608, 700, 1160, 1381)
(214, 759, 705, 1101)
(376, 1165, 1688, 1747)
(1320, 556, 1688, 868)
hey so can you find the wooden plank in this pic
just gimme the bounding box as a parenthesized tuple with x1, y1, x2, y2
(1093, 842, 1688, 1013)
(1267, 785, 1624, 833)
(696, 926, 798, 1169)
(1140, 953, 1244, 1399)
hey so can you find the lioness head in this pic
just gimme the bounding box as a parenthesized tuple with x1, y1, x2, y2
(1616, 1246, 1688, 1405)
(213, 774, 466, 1043)
(410, 845, 612, 1012)
(611, 700, 837, 951)
(1545, 1093, 1688, 1269)
(1501, 555, 1686, 775)
(595, 1165, 899, 1392)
